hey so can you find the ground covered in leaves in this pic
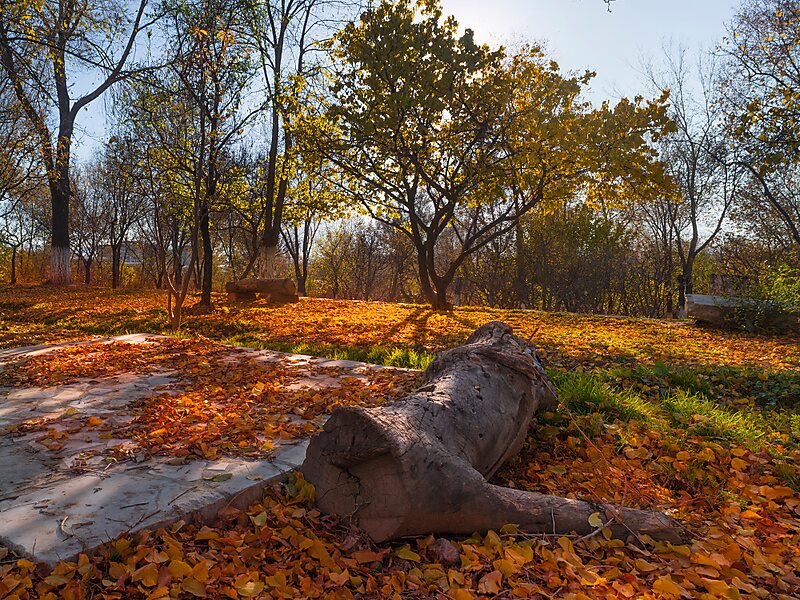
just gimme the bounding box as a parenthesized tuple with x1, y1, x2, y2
(0, 337, 418, 462)
(0, 286, 799, 599)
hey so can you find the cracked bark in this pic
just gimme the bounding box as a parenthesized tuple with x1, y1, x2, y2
(302, 321, 685, 543)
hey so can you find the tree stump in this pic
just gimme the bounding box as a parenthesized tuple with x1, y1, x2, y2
(302, 321, 685, 543)
(225, 278, 300, 303)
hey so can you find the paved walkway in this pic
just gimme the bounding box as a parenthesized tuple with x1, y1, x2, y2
(0, 334, 393, 566)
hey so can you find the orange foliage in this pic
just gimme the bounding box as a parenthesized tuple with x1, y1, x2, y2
(0, 287, 798, 598)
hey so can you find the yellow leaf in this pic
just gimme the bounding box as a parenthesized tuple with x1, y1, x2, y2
(306, 539, 332, 563)
(701, 578, 736, 597)
(653, 575, 684, 598)
(450, 589, 475, 600)
(86, 416, 103, 427)
(132, 563, 159, 587)
(588, 511, 603, 528)
(477, 570, 502, 595)
(483, 530, 503, 548)
(731, 457, 747, 470)
(265, 571, 287, 587)
(492, 558, 518, 577)
(329, 569, 350, 586)
(191, 561, 209, 583)
(235, 580, 265, 597)
(506, 545, 533, 565)
(181, 577, 206, 597)
(250, 511, 268, 527)
(168, 560, 193, 578)
(634, 558, 657, 572)
(395, 545, 421, 562)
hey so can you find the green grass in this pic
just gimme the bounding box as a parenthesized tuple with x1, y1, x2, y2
(548, 368, 799, 451)
(549, 371, 659, 423)
(661, 389, 765, 444)
(219, 336, 435, 370)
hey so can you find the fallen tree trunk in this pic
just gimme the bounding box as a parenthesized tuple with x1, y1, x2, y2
(225, 278, 300, 303)
(302, 321, 685, 543)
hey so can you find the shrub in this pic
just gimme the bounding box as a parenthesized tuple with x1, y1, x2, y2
(732, 265, 800, 333)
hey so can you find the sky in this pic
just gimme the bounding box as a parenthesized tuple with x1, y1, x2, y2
(440, 0, 740, 101)
(73, 0, 741, 161)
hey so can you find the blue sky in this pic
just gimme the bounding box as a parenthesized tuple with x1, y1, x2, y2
(440, 0, 739, 100)
(73, 0, 740, 161)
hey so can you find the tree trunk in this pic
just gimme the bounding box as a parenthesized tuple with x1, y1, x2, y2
(50, 120, 73, 285)
(302, 322, 685, 544)
(111, 244, 121, 289)
(514, 213, 529, 308)
(10, 245, 17, 285)
(50, 178, 71, 285)
(258, 242, 280, 279)
(83, 258, 93, 285)
(200, 203, 213, 306)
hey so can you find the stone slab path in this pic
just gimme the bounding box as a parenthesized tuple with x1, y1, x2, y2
(0, 334, 397, 567)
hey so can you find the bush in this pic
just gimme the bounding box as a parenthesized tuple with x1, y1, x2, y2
(732, 265, 800, 332)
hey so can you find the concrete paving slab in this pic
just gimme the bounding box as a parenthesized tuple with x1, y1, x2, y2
(0, 334, 406, 566)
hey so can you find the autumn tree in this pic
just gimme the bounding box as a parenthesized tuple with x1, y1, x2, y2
(0, 76, 44, 285)
(315, 0, 672, 309)
(0, 0, 155, 284)
(280, 153, 349, 295)
(116, 0, 256, 316)
(240, 0, 359, 278)
(166, 0, 258, 306)
(721, 0, 800, 251)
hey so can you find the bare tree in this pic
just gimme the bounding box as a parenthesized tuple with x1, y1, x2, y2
(647, 47, 739, 314)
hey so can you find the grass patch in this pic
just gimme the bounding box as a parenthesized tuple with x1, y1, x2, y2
(661, 389, 765, 444)
(550, 371, 658, 423)
(220, 336, 435, 370)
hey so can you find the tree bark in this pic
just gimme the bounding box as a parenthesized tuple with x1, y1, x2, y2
(111, 243, 121, 289)
(200, 203, 213, 306)
(258, 242, 280, 279)
(83, 258, 93, 285)
(10, 245, 17, 285)
(302, 322, 685, 544)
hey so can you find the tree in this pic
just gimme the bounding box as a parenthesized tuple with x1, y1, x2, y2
(70, 164, 110, 285)
(167, 0, 257, 306)
(315, 0, 672, 309)
(100, 135, 146, 289)
(304, 322, 683, 544)
(0, 0, 155, 284)
(721, 0, 800, 251)
(647, 48, 739, 314)
(0, 76, 40, 212)
(241, 0, 358, 278)
(280, 153, 348, 295)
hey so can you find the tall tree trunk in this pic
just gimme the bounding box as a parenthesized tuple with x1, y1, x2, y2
(50, 179, 71, 285)
(50, 105, 74, 284)
(684, 256, 695, 296)
(432, 280, 452, 311)
(258, 241, 280, 279)
(513, 209, 529, 308)
(10, 245, 17, 285)
(83, 258, 93, 285)
(111, 244, 121, 289)
(200, 202, 213, 306)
